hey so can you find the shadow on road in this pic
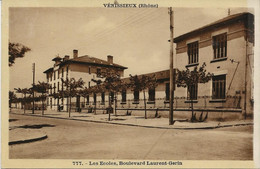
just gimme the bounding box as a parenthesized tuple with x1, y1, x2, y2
(11, 124, 56, 130)
(19, 124, 55, 129)
(9, 119, 18, 122)
(72, 115, 90, 118)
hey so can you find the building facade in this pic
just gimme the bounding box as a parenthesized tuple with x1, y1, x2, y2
(43, 50, 127, 111)
(173, 12, 254, 119)
(43, 12, 254, 120)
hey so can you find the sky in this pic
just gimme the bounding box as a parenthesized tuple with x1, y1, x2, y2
(9, 7, 253, 91)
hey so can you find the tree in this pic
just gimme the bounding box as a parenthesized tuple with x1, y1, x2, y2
(79, 87, 90, 108)
(89, 85, 104, 115)
(9, 91, 17, 110)
(14, 88, 32, 114)
(92, 69, 126, 120)
(33, 81, 51, 115)
(129, 74, 157, 119)
(9, 42, 31, 66)
(61, 78, 85, 117)
(175, 63, 213, 122)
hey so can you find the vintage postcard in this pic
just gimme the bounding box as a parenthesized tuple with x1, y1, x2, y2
(2, 0, 259, 168)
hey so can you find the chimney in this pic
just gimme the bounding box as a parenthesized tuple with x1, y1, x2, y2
(73, 49, 78, 58)
(107, 55, 113, 64)
(63, 55, 70, 61)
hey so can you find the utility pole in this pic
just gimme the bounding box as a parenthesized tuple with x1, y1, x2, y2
(244, 38, 248, 119)
(32, 63, 35, 114)
(169, 7, 175, 125)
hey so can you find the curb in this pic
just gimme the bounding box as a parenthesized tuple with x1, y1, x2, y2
(10, 112, 254, 130)
(9, 135, 48, 145)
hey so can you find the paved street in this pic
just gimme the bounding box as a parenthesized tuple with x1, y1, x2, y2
(9, 113, 253, 160)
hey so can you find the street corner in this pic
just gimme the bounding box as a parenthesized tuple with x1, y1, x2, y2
(9, 128, 48, 145)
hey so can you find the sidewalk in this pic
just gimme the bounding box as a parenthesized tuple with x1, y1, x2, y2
(9, 108, 253, 130)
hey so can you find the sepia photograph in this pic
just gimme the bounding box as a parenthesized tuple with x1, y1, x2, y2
(2, 0, 259, 168)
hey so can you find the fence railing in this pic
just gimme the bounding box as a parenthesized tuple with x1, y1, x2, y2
(48, 95, 242, 111)
(14, 95, 242, 111)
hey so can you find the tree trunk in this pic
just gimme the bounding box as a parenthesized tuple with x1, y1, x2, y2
(188, 89, 194, 122)
(42, 99, 44, 115)
(108, 97, 111, 121)
(42, 97, 44, 115)
(115, 93, 117, 116)
(143, 90, 147, 119)
(191, 99, 194, 122)
(94, 100, 97, 115)
(24, 94, 26, 114)
(67, 97, 69, 112)
(69, 96, 71, 117)
(83, 97, 85, 108)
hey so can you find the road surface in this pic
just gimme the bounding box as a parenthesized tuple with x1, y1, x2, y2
(9, 114, 253, 160)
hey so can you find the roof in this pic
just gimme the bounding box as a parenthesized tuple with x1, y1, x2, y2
(67, 55, 127, 69)
(43, 67, 53, 73)
(52, 56, 62, 61)
(44, 55, 127, 74)
(122, 69, 170, 82)
(174, 12, 254, 43)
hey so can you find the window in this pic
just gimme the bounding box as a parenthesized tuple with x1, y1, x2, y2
(57, 82, 60, 92)
(165, 83, 170, 101)
(61, 81, 64, 92)
(134, 90, 139, 102)
(97, 68, 101, 77)
(121, 90, 126, 103)
(148, 88, 155, 101)
(54, 83, 56, 93)
(93, 93, 97, 104)
(88, 82, 91, 88)
(62, 68, 64, 78)
(50, 73, 52, 81)
(50, 98, 52, 108)
(50, 84, 52, 94)
(89, 67, 91, 74)
(66, 66, 69, 79)
(187, 84, 198, 100)
(187, 41, 199, 64)
(101, 92, 105, 104)
(212, 75, 226, 99)
(213, 33, 227, 59)
(86, 95, 89, 105)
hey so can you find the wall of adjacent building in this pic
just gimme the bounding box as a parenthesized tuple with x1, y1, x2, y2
(174, 21, 254, 116)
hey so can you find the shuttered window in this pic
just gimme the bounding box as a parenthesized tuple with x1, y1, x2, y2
(212, 75, 226, 99)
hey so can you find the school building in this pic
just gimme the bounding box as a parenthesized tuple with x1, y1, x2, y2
(44, 12, 254, 120)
